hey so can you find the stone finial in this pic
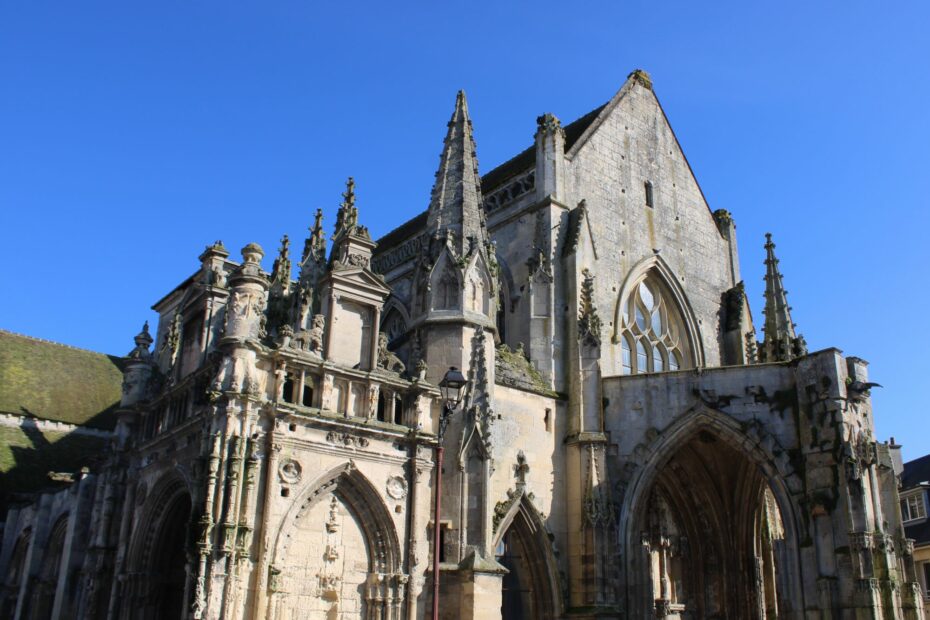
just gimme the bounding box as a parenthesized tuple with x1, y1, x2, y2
(127, 321, 154, 359)
(270, 235, 292, 287)
(578, 268, 602, 347)
(712, 209, 735, 239)
(334, 177, 367, 241)
(301, 208, 327, 264)
(425, 90, 488, 257)
(241, 243, 264, 265)
(628, 68, 653, 90)
(535, 112, 563, 137)
(758, 233, 806, 362)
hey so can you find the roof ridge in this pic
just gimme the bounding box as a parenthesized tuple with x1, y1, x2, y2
(0, 329, 113, 357)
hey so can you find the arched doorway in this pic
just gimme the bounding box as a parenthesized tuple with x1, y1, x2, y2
(149, 492, 192, 619)
(0, 528, 31, 618)
(269, 464, 404, 620)
(630, 428, 794, 619)
(494, 497, 560, 620)
(125, 475, 193, 620)
(30, 515, 69, 619)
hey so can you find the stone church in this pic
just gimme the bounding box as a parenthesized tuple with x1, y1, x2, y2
(0, 70, 925, 619)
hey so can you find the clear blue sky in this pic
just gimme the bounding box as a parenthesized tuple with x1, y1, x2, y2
(2, 2, 928, 458)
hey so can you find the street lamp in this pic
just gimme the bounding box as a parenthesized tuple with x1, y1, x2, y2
(432, 366, 468, 620)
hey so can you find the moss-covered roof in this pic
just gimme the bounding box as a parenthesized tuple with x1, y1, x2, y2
(0, 330, 123, 430)
(0, 425, 110, 501)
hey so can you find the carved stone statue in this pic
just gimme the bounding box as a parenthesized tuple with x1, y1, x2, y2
(377, 333, 405, 374)
(308, 314, 325, 353)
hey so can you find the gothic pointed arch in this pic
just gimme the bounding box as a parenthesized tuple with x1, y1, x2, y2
(462, 248, 496, 318)
(611, 255, 704, 373)
(124, 470, 193, 620)
(495, 252, 518, 344)
(268, 462, 405, 619)
(0, 527, 31, 618)
(619, 405, 803, 618)
(427, 248, 462, 312)
(30, 513, 70, 619)
(492, 492, 563, 620)
(380, 297, 411, 348)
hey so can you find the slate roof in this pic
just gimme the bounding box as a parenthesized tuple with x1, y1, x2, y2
(0, 330, 122, 429)
(902, 454, 930, 547)
(375, 102, 608, 254)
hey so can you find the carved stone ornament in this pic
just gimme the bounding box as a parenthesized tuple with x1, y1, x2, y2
(386, 475, 408, 500)
(135, 481, 148, 506)
(278, 459, 302, 484)
(325, 431, 370, 448)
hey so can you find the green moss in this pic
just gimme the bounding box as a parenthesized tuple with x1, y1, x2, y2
(495, 344, 557, 397)
(0, 331, 122, 429)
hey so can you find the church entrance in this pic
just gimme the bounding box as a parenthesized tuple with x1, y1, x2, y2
(149, 491, 192, 619)
(495, 499, 559, 620)
(636, 430, 789, 619)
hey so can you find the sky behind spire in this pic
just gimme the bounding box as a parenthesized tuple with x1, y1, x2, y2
(1, 1, 928, 457)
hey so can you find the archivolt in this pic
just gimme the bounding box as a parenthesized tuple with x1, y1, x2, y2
(272, 461, 401, 575)
(492, 491, 563, 620)
(127, 470, 192, 572)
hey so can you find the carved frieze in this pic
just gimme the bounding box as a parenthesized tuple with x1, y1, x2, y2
(484, 169, 535, 213)
(325, 431, 370, 448)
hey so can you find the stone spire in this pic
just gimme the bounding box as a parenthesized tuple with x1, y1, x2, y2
(328, 177, 375, 269)
(332, 177, 367, 243)
(301, 209, 326, 267)
(425, 90, 487, 256)
(270, 235, 292, 289)
(759, 233, 807, 362)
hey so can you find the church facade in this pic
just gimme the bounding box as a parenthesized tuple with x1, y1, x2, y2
(0, 70, 925, 619)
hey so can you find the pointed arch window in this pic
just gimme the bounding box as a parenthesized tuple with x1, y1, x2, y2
(619, 278, 688, 374)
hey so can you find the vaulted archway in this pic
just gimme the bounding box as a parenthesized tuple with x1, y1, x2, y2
(621, 410, 802, 619)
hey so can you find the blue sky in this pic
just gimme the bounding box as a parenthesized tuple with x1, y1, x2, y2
(2, 2, 928, 458)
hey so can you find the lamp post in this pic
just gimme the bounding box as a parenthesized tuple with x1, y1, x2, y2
(432, 366, 467, 620)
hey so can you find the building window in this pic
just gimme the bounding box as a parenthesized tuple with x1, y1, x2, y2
(923, 562, 930, 596)
(618, 278, 688, 375)
(901, 492, 927, 522)
(621, 337, 632, 375)
(282, 373, 296, 403)
(645, 181, 654, 208)
(302, 381, 314, 407)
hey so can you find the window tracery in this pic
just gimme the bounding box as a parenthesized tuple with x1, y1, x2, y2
(619, 278, 685, 375)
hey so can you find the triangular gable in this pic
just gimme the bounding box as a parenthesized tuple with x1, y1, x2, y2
(565, 71, 715, 219)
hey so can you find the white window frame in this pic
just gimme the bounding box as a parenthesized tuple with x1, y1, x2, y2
(900, 490, 927, 523)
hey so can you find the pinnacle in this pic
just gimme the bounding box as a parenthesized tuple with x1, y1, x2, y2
(426, 89, 487, 256)
(760, 233, 805, 362)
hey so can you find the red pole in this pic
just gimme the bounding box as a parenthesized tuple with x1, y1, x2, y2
(431, 444, 443, 620)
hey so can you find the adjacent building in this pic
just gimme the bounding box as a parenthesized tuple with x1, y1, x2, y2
(902, 454, 930, 616)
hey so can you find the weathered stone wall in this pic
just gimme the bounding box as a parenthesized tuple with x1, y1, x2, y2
(564, 81, 735, 373)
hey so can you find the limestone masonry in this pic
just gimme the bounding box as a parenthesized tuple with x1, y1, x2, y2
(0, 70, 924, 619)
